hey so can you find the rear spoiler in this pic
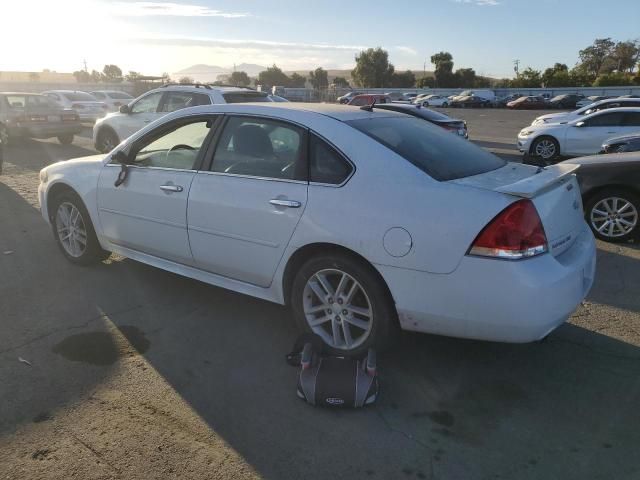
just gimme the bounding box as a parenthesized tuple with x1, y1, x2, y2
(494, 163, 580, 199)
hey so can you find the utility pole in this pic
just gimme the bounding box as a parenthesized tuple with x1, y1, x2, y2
(83, 59, 88, 72)
(513, 59, 520, 77)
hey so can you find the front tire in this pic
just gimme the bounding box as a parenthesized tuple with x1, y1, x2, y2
(290, 253, 397, 356)
(531, 136, 560, 162)
(50, 191, 109, 265)
(96, 128, 120, 153)
(585, 189, 640, 242)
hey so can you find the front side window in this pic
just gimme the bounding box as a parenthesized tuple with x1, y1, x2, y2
(91, 92, 106, 100)
(160, 92, 211, 112)
(584, 112, 624, 127)
(310, 134, 352, 185)
(347, 116, 505, 181)
(211, 116, 305, 180)
(131, 92, 163, 114)
(130, 119, 213, 169)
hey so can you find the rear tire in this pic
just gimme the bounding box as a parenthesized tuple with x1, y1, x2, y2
(50, 191, 110, 265)
(96, 128, 120, 153)
(290, 253, 397, 356)
(584, 189, 640, 242)
(57, 134, 74, 145)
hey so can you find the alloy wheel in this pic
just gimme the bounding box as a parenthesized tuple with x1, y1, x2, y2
(534, 139, 557, 159)
(56, 202, 88, 257)
(590, 197, 638, 238)
(302, 268, 373, 350)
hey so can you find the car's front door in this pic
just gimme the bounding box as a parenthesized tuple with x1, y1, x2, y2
(564, 111, 626, 155)
(97, 115, 218, 265)
(118, 91, 165, 139)
(187, 115, 308, 287)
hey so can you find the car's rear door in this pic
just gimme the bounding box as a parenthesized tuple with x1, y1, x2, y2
(187, 115, 308, 287)
(97, 115, 219, 265)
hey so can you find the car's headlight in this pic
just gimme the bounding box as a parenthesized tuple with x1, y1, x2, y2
(39, 169, 48, 183)
(519, 130, 535, 137)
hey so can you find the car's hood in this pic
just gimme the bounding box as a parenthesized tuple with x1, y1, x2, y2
(562, 152, 640, 166)
(533, 112, 573, 124)
(603, 132, 640, 144)
(45, 154, 106, 172)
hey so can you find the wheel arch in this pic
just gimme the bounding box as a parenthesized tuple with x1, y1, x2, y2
(95, 124, 119, 151)
(281, 242, 396, 309)
(582, 184, 640, 207)
(46, 182, 84, 222)
(528, 134, 560, 155)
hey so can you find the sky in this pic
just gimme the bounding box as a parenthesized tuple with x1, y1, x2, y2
(1, 0, 639, 78)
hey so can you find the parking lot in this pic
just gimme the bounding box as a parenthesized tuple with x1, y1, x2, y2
(1, 108, 640, 480)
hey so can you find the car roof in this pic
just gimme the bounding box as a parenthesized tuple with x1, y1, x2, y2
(158, 102, 404, 122)
(582, 97, 640, 109)
(564, 152, 640, 165)
(150, 85, 259, 94)
(583, 106, 640, 117)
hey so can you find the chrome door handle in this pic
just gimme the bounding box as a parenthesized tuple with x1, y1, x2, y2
(270, 199, 301, 208)
(160, 184, 183, 193)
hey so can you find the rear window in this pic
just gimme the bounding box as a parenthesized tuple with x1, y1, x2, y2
(63, 92, 96, 101)
(222, 92, 270, 103)
(347, 116, 505, 181)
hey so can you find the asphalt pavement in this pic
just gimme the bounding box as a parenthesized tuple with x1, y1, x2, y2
(1, 110, 639, 480)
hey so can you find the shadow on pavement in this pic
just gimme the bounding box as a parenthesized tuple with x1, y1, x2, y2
(2, 137, 96, 173)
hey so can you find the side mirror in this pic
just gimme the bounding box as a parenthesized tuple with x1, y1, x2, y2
(575, 121, 585, 128)
(119, 104, 130, 114)
(111, 150, 131, 164)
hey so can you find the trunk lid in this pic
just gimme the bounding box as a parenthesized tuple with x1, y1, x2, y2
(452, 163, 585, 257)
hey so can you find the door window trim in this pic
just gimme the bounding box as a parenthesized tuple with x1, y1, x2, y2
(203, 114, 310, 184)
(108, 114, 223, 172)
(307, 132, 356, 188)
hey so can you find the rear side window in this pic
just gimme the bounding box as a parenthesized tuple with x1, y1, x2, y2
(347, 116, 505, 181)
(222, 92, 270, 103)
(310, 134, 353, 185)
(622, 112, 640, 127)
(161, 92, 211, 112)
(585, 112, 624, 127)
(63, 92, 96, 101)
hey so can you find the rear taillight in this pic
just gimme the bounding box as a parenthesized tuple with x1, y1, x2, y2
(468, 199, 547, 260)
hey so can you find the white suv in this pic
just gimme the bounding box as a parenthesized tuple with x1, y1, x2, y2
(92, 84, 270, 152)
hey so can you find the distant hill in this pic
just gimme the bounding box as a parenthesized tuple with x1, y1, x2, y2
(173, 63, 267, 83)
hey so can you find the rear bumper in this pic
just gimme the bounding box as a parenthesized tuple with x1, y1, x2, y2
(378, 223, 596, 343)
(9, 123, 82, 139)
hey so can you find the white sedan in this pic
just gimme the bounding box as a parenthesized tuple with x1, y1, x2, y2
(531, 97, 640, 125)
(519, 107, 640, 161)
(38, 103, 595, 354)
(413, 94, 449, 107)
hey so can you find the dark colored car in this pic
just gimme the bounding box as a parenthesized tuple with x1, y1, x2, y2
(0, 92, 81, 145)
(564, 153, 640, 242)
(372, 103, 468, 138)
(601, 132, 640, 154)
(506, 96, 547, 109)
(548, 94, 585, 109)
(450, 95, 491, 108)
(493, 94, 522, 107)
(337, 91, 362, 104)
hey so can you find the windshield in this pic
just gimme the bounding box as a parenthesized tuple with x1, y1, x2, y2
(347, 116, 505, 181)
(62, 92, 97, 101)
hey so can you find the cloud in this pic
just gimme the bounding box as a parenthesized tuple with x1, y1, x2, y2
(394, 46, 418, 55)
(110, 2, 249, 18)
(452, 0, 499, 5)
(134, 36, 367, 52)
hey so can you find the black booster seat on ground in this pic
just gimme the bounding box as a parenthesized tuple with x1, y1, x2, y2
(286, 334, 378, 408)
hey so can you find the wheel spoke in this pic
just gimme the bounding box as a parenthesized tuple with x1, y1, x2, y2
(341, 321, 353, 347)
(618, 218, 635, 227)
(596, 221, 610, 233)
(607, 222, 614, 237)
(309, 315, 332, 327)
(308, 281, 327, 303)
(335, 273, 348, 297)
(348, 305, 371, 318)
(618, 202, 631, 214)
(344, 316, 369, 330)
(314, 272, 334, 297)
(592, 209, 608, 217)
(305, 304, 328, 315)
(344, 281, 358, 303)
(331, 319, 341, 346)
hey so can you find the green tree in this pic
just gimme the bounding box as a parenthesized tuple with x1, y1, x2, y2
(611, 40, 640, 73)
(125, 71, 140, 82)
(390, 70, 416, 88)
(102, 64, 123, 82)
(431, 51, 455, 87)
(257, 65, 290, 87)
(309, 67, 328, 90)
(578, 38, 616, 77)
(351, 47, 395, 87)
(510, 67, 542, 88)
(90, 69, 104, 82)
(289, 72, 307, 88)
(541, 63, 573, 87)
(73, 70, 91, 83)
(593, 72, 633, 86)
(416, 76, 435, 88)
(229, 71, 251, 86)
(332, 76, 350, 88)
(179, 76, 194, 84)
(454, 68, 476, 87)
